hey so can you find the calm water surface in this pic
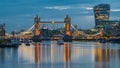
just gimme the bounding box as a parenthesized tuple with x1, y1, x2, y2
(0, 41, 120, 68)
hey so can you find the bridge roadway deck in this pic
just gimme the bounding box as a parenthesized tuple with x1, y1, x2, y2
(40, 21, 65, 24)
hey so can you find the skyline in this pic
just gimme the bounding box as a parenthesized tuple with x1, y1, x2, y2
(0, 0, 120, 33)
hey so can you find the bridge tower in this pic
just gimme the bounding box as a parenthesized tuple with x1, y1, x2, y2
(63, 15, 72, 42)
(64, 15, 71, 36)
(33, 15, 41, 42)
(34, 15, 40, 36)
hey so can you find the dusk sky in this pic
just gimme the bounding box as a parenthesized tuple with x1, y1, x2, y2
(0, 0, 120, 33)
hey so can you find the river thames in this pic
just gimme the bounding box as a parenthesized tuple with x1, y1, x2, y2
(0, 41, 120, 68)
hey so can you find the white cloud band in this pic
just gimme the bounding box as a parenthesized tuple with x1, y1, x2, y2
(111, 9, 120, 12)
(44, 5, 93, 11)
(44, 6, 71, 10)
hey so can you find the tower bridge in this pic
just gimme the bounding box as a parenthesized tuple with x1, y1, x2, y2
(17, 15, 103, 41)
(32, 15, 71, 42)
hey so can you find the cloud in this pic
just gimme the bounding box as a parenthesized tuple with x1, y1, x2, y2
(111, 9, 120, 12)
(85, 7, 93, 10)
(44, 6, 71, 10)
(81, 7, 93, 10)
(44, 5, 93, 11)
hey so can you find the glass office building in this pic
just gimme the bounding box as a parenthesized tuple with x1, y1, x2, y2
(0, 24, 5, 36)
(93, 4, 110, 27)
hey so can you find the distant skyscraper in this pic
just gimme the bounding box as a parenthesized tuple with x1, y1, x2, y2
(93, 4, 110, 27)
(0, 24, 5, 36)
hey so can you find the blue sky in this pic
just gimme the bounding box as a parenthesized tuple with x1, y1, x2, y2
(0, 0, 120, 33)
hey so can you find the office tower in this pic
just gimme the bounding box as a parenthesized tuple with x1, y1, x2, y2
(93, 4, 110, 27)
(0, 24, 5, 36)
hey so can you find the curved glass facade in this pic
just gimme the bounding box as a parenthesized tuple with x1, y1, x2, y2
(93, 4, 110, 26)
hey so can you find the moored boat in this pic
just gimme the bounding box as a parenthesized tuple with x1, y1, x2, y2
(0, 39, 20, 47)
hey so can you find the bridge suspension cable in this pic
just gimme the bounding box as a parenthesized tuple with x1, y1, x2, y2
(20, 24, 35, 35)
(71, 24, 103, 37)
(20, 23, 103, 37)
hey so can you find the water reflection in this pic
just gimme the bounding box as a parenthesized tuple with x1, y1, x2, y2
(0, 41, 120, 68)
(64, 42, 71, 68)
(0, 48, 18, 65)
(94, 47, 109, 68)
(64, 42, 71, 63)
(109, 49, 120, 68)
(34, 43, 40, 64)
(0, 48, 5, 63)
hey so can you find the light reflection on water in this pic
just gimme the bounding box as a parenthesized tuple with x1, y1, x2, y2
(0, 41, 120, 68)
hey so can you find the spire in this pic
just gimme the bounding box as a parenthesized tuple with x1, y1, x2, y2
(65, 15, 69, 18)
(34, 14, 40, 22)
(36, 14, 40, 18)
(64, 15, 71, 23)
